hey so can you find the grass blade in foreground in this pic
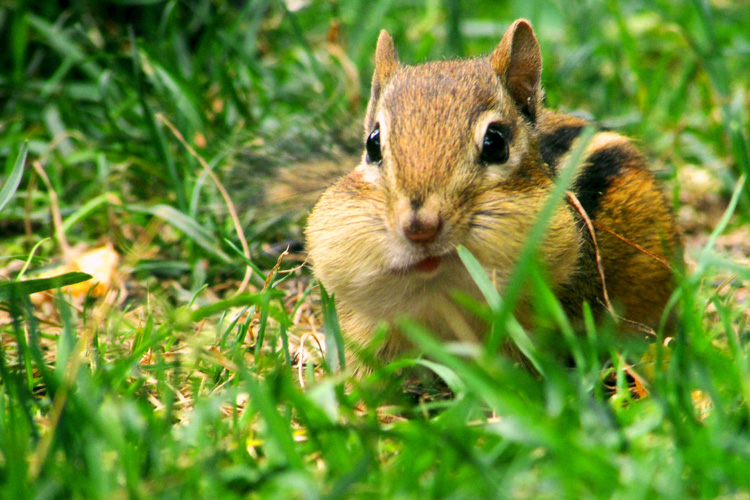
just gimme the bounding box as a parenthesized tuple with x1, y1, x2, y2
(457, 245, 542, 373)
(0, 272, 92, 300)
(485, 126, 595, 354)
(320, 284, 346, 373)
(0, 142, 27, 213)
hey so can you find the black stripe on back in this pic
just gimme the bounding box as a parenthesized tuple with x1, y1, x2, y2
(573, 144, 632, 217)
(539, 125, 584, 172)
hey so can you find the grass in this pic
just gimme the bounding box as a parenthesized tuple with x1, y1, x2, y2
(1, 0, 750, 498)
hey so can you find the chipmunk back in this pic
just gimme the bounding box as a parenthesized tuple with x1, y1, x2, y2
(305, 20, 679, 374)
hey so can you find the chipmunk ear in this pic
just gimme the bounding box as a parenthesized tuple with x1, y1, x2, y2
(375, 30, 399, 86)
(365, 30, 400, 130)
(490, 19, 542, 122)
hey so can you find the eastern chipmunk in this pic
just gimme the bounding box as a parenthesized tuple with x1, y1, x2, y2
(305, 19, 680, 374)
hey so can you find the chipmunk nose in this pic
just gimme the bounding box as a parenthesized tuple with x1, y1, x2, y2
(396, 195, 443, 243)
(403, 214, 442, 243)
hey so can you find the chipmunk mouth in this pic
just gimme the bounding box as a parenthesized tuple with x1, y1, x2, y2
(390, 251, 456, 276)
(411, 255, 442, 273)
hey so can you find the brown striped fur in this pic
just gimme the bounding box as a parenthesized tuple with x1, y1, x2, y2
(304, 20, 680, 375)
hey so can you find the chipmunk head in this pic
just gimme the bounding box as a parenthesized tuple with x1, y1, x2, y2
(351, 20, 557, 272)
(307, 19, 578, 326)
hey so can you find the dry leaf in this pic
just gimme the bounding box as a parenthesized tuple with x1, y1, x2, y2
(31, 244, 120, 304)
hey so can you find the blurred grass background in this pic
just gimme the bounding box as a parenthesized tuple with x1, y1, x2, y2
(1, 0, 749, 498)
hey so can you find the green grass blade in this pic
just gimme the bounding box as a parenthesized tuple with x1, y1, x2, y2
(10, 4, 29, 85)
(490, 126, 595, 347)
(128, 204, 231, 262)
(0, 272, 92, 301)
(243, 374, 305, 470)
(320, 284, 346, 373)
(457, 245, 501, 311)
(0, 142, 27, 214)
(15, 238, 50, 282)
(60, 192, 114, 234)
(130, 28, 187, 212)
(696, 174, 745, 275)
(26, 13, 103, 80)
(457, 245, 543, 372)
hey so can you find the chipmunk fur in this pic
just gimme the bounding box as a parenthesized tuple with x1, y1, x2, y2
(304, 19, 680, 375)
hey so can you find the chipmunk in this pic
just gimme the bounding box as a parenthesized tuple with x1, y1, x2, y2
(304, 19, 680, 375)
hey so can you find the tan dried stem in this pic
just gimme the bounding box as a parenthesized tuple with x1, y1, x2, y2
(156, 113, 252, 295)
(32, 160, 72, 260)
(566, 191, 615, 315)
(592, 220, 672, 270)
(567, 191, 659, 337)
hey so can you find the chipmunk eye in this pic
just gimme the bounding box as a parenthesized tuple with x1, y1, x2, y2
(366, 123, 382, 164)
(480, 123, 510, 165)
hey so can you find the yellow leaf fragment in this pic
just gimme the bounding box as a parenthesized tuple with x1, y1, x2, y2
(31, 244, 120, 304)
(67, 244, 119, 297)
